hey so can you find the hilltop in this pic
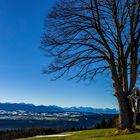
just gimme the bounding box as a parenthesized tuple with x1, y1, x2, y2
(20, 127, 140, 140)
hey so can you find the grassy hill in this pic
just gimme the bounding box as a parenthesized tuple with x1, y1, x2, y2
(22, 127, 140, 140)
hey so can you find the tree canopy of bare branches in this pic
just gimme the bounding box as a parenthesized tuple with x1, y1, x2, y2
(42, 0, 140, 129)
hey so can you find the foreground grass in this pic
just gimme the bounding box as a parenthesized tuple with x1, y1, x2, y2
(23, 127, 140, 140)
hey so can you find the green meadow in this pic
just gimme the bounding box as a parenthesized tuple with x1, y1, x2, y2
(23, 127, 140, 140)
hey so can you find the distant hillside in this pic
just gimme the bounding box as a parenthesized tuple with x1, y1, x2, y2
(0, 103, 118, 114)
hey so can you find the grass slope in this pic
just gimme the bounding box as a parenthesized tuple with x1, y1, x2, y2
(23, 128, 140, 140)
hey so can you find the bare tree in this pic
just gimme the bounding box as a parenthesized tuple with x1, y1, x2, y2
(42, 0, 140, 129)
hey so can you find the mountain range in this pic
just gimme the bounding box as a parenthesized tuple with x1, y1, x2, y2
(0, 102, 118, 114)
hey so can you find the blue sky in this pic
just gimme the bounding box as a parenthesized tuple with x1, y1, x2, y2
(0, 0, 117, 108)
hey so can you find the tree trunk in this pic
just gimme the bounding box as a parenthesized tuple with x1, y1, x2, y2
(118, 95, 133, 130)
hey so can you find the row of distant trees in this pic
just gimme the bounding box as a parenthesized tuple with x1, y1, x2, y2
(2, 114, 140, 139)
(0, 116, 118, 140)
(94, 116, 119, 129)
(0, 128, 64, 140)
(95, 114, 140, 129)
(0, 117, 114, 139)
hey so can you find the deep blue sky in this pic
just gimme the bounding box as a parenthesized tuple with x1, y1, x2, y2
(0, 0, 117, 108)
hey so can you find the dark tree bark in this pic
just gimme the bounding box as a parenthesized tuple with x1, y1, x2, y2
(118, 95, 133, 129)
(42, 0, 140, 129)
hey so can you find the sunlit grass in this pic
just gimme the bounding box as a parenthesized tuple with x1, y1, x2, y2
(23, 127, 140, 140)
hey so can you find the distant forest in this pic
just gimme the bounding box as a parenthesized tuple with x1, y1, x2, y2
(1, 115, 140, 140)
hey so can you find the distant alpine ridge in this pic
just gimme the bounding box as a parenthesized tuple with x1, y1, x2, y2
(0, 103, 118, 114)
